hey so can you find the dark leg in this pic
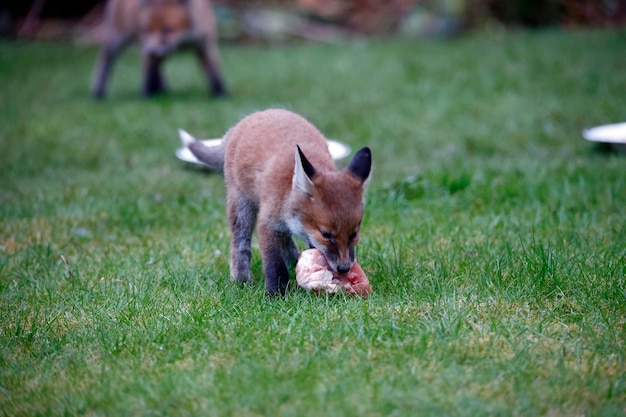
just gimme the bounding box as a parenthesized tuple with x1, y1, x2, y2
(283, 236, 300, 265)
(196, 41, 226, 97)
(258, 224, 290, 297)
(227, 193, 257, 285)
(142, 54, 167, 97)
(91, 36, 130, 99)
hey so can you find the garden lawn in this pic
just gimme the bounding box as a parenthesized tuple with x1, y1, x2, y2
(0, 28, 625, 416)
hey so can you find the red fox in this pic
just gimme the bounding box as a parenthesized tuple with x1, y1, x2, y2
(181, 109, 372, 296)
(91, 0, 226, 98)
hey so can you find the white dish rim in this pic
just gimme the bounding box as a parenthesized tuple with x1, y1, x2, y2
(582, 122, 626, 144)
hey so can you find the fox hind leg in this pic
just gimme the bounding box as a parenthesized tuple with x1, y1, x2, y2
(195, 42, 226, 97)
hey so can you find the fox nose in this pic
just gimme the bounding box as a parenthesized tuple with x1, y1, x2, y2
(337, 265, 351, 274)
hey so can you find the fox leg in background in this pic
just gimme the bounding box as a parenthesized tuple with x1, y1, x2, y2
(283, 236, 300, 265)
(228, 193, 256, 286)
(257, 223, 291, 296)
(142, 54, 167, 97)
(91, 34, 132, 99)
(195, 40, 226, 96)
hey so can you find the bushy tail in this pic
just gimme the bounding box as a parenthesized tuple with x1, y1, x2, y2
(178, 129, 225, 172)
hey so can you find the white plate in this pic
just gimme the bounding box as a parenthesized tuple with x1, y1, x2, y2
(176, 138, 352, 167)
(583, 123, 626, 144)
(326, 140, 352, 160)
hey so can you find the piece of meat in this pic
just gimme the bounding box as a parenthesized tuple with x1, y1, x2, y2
(295, 249, 372, 298)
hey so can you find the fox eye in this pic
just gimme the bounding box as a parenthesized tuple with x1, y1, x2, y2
(320, 230, 333, 240)
(349, 232, 358, 242)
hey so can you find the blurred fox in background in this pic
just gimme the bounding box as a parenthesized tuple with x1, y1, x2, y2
(91, 0, 226, 98)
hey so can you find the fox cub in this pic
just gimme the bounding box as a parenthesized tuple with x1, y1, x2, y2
(181, 109, 372, 296)
(91, 0, 226, 98)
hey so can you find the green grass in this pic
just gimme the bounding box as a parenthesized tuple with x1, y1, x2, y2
(1, 28, 625, 416)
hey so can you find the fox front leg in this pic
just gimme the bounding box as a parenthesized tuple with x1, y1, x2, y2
(227, 193, 256, 286)
(91, 34, 132, 99)
(257, 224, 291, 297)
(142, 53, 167, 97)
(283, 236, 300, 265)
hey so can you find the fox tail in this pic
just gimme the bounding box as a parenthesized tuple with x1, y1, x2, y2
(178, 129, 226, 172)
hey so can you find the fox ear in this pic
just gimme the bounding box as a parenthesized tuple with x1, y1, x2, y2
(293, 145, 316, 195)
(347, 147, 372, 185)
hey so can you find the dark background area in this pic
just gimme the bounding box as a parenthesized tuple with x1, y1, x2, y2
(2, 1, 97, 18)
(1, 0, 624, 40)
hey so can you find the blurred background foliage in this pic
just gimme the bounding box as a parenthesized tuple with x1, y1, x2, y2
(2, 0, 624, 43)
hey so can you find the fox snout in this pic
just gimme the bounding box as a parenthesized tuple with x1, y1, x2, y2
(326, 256, 354, 275)
(317, 245, 355, 275)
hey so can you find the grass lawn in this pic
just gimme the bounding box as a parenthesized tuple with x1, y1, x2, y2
(1, 28, 625, 416)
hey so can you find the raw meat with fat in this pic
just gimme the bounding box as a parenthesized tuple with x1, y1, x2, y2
(295, 249, 371, 297)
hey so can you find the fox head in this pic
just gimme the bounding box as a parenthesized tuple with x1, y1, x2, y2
(138, 0, 192, 57)
(291, 146, 372, 274)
